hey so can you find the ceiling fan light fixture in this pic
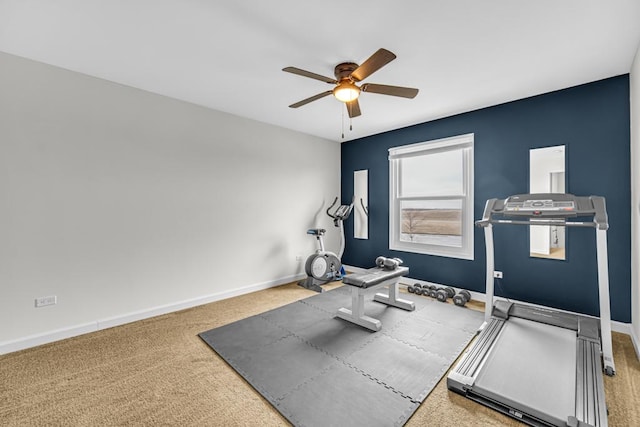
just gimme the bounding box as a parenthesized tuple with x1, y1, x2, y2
(333, 81, 360, 103)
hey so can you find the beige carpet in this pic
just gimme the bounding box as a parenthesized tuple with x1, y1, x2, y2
(1, 281, 638, 426)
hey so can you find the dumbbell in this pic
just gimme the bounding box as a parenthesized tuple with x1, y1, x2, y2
(421, 284, 436, 297)
(453, 290, 472, 307)
(417, 284, 434, 296)
(407, 283, 421, 294)
(435, 287, 456, 302)
(427, 286, 450, 299)
(375, 256, 404, 270)
(420, 284, 437, 296)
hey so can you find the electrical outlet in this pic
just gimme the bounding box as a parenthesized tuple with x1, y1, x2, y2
(493, 271, 503, 279)
(35, 295, 57, 308)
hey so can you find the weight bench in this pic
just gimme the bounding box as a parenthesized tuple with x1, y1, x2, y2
(336, 266, 415, 331)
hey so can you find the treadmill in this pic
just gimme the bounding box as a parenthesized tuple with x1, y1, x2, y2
(447, 194, 615, 427)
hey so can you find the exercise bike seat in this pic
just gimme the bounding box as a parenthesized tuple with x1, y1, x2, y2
(307, 229, 326, 236)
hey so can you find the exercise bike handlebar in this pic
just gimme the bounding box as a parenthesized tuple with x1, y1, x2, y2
(326, 197, 340, 219)
(326, 196, 355, 226)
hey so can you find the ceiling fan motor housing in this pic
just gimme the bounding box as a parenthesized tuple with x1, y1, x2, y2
(334, 62, 359, 81)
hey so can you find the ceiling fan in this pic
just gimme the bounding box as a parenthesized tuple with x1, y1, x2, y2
(283, 48, 419, 118)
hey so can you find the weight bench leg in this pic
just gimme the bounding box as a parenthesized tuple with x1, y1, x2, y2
(336, 286, 382, 332)
(373, 278, 415, 311)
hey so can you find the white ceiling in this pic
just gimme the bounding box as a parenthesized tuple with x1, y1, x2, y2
(1, 0, 640, 142)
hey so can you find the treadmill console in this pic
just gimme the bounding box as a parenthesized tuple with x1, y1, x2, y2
(503, 194, 576, 217)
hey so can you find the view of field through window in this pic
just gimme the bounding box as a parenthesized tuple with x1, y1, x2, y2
(400, 205, 462, 247)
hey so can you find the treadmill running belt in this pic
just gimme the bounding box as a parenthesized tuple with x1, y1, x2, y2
(473, 317, 577, 425)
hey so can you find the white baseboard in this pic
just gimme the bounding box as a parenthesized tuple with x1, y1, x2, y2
(610, 320, 631, 335)
(632, 327, 640, 361)
(0, 273, 305, 356)
(97, 274, 304, 330)
(0, 322, 99, 356)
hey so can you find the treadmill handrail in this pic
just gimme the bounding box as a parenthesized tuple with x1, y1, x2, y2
(475, 198, 497, 228)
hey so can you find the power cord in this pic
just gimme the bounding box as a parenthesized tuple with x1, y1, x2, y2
(494, 277, 511, 303)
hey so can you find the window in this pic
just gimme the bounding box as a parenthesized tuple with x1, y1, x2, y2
(389, 133, 474, 259)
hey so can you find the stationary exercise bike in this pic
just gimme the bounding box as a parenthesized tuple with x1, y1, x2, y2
(299, 197, 353, 292)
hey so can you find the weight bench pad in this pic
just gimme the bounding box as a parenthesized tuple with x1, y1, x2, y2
(338, 266, 413, 331)
(342, 266, 409, 288)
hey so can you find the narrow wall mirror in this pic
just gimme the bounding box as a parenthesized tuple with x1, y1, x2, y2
(529, 145, 566, 260)
(354, 169, 368, 239)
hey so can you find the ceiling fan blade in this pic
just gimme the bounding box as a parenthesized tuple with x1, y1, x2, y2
(346, 99, 361, 118)
(350, 48, 397, 82)
(289, 90, 333, 108)
(361, 83, 419, 99)
(282, 67, 337, 84)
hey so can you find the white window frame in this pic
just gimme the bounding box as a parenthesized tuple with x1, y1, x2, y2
(389, 133, 474, 260)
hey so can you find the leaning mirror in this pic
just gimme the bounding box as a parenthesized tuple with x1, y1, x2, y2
(354, 170, 368, 239)
(529, 145, 566, 260)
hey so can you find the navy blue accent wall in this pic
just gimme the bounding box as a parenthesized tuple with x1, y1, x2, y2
(341, 75, 631, 322)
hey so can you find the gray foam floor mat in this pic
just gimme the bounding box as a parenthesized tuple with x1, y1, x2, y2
(199, 286, 483, 427)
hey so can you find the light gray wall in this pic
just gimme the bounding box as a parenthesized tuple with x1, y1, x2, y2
(0, 52, 340, 351)
(631, 43, 640, 356)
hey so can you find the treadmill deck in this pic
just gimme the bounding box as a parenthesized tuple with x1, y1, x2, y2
(473, 317, 576, 425)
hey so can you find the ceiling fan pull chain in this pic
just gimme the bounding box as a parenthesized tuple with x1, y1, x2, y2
(341, 106, 345, 139)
